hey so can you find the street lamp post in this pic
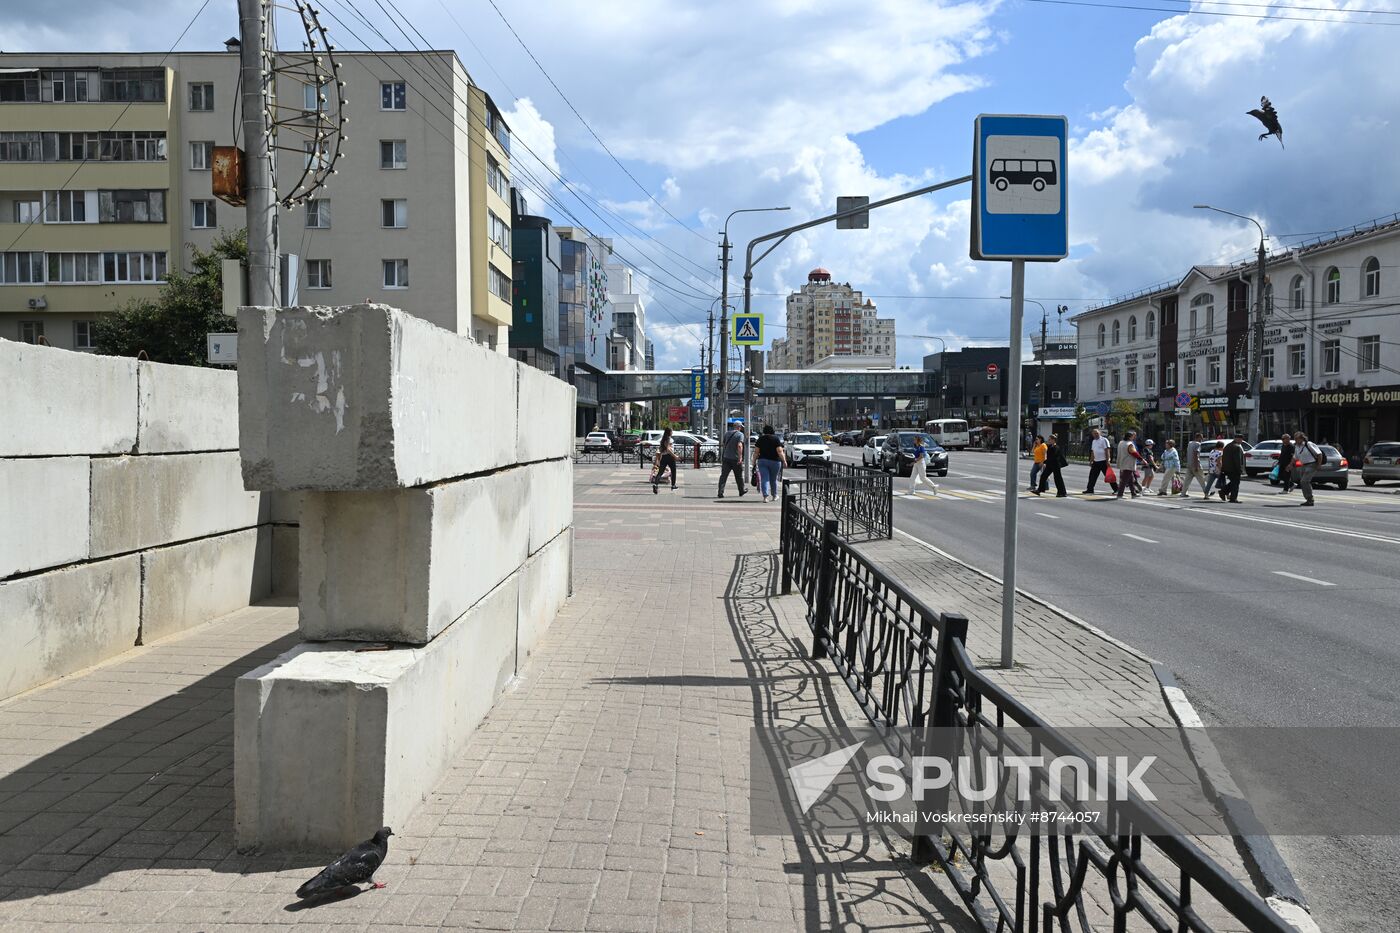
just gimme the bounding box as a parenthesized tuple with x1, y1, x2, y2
(1195, 204, 1266, 444)
(925, 336, 947, 419)
(718, 207, 790, 442)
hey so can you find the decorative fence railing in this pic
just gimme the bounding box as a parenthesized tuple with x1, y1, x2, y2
(787, 463, 892, 541)
(635, 442, 717, 469)
(777, 495, 1293, 933)
(573, 449, 632, 464)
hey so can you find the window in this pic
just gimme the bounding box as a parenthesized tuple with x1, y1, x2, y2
(0, 72, 39, 102)
(487, 154, 509, 200)
(46, 252, 101, 283)
(1359, 335, 1380, 372)
(1288, 344, 1305, 378)
(99, 189, 165, 223)
(99, 130, 166, 161)
(19, 321, 44, 344)
(1146, 310, 1156, 339)
(100, 68, 165, 102)
(42, 190, 88, 223)
(102, 251, 167, 283)
(382, 259, 408, 288)
(1096, 371, 1106, 393)
(484, 106, 510, 154)
(305, 259, 332, 289)
(380, 198, 407, 228)
(1111, 320, 1120, 345)
(188, 82, 214, 111)
(1206, 305, 1215, 333)
(1097, 323, 1105, 348)
(1164, 362, 1176, 388)
(1185, 359, 1198, 386)
(1145, 364, 1156, 391)
(305, 199, 330, 228)
(380, 139, 406, 169)
(0, 131, 44, 161)
(1320, 340, 1341, 375)
(488, 209, 509, 253)
(0, 252, 44, 284)
(303, 81, 327, 112)
(191, 199, 216, 229)
(488, 263, 510, 301)
(190, 141, 213, 170)
(1232, 355, 1247, 382)
(1126, 366, 1137, 392)
(1165, 303, 1176, 325)
(12, 199, 40, 223)
(1325, 267, 1340, 303)
(380, 81, 406, 111)
(1190, 293, 1213, 337)
(1291, 274, 1304, 310)
(1261, 349, 1274, 380)
(1111, 370, 1121, 392)
(42, 70, 98, 103)
(303, 139, 328, 170)
(1363, 257, 1380, 298)
(1207, 355, 1221, 385)
(1128, 315, 1137, 342)
(73, 320, 96, 350)
(1188, 308, 1197, 337)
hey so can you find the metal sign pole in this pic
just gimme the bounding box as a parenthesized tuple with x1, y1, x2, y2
(1000, 260, 1026, 668)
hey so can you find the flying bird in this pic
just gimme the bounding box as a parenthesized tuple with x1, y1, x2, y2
(295, 827, 393, 900)
(1247, 96, 1284, 149)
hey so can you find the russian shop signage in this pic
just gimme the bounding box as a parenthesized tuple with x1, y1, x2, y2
(1310, 385, 1400, 407)
(1197, 396, 1231, 409)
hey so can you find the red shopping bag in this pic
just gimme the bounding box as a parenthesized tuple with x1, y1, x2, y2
(1105, 464, 1118, 485)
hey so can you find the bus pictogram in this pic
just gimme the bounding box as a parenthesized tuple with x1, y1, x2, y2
(989, 158, 1058, 192)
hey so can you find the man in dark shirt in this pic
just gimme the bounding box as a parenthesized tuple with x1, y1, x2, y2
(718, 421, 748, 498)
(1221, 434, 1246, 502)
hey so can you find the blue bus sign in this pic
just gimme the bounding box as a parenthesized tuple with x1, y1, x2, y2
(971, 114, 1068, 262)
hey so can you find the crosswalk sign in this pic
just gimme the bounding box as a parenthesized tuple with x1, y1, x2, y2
(733, 313, 763, 346)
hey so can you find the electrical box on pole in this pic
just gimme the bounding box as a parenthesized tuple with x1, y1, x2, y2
(836, 196, 870, 230)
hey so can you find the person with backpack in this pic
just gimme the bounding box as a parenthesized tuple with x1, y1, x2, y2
(1034, 433, 1068, 497)
(1292, 431, 1325, 506)
(651, 428, 677, 494)
(717, 420, 748, 498)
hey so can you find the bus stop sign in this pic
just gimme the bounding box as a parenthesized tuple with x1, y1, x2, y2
(970, 114, 1068, 262)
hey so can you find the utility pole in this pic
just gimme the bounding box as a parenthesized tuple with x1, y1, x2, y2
(717, 233, 731, 438)
(239, 0, 279, 306)
(706, 301, 716, 437)
(1250, 238, 1266, 445)
(1038, 308, 1048, 435)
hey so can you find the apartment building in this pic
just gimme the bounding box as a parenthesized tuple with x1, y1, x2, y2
(0, 48, 510, 351)
(782, 267, 895, 368)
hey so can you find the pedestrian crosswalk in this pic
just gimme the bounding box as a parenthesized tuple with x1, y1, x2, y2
(896, 485, 1385, 506)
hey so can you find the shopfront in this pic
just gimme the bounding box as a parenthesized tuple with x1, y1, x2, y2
(1264, 384, 1400, 464)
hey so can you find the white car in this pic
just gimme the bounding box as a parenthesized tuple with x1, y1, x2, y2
(787, 432, 831, 467)
(1244, 440, 1282, 477)
(640, 431, 720, 463)
(582, 431, 613, 452)
(861, 435, 883, 468)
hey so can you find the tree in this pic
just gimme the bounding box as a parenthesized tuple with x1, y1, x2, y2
(94, 229, 247, 366)
(1071, 404, 1090, 433)
(1106, 399, 1140, 435)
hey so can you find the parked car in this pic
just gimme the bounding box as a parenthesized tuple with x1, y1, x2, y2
(786, 432, 831, 467)
(1244, 440, 1282, 477)
(879, 431, 949, 477)
(583, 431, 613, 452)
(617, 431, 642, 452)
(1272, 444, 1349, 489)
(1361, 441, 1400, 486)
(640, 431, 720, 463)
(861, 435, 883, 467)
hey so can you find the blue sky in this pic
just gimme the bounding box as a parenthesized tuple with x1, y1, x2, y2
(8, 0, 1396, 367)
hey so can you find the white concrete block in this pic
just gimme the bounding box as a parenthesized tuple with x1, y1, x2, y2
(236, 571, 519, 850)
(238, 304, 525, 490)
(90, 452, 267, 558)
(271, 524, 299, 598)
(137, 360, 239, 453)
(517, 363, 576, 463)
(269, 490, 303, 525)
(298, 467, 529, 644)
(0, 341, 137, 457)
(527, 458, 574, 555)
(0, 555, 140, 701)
(518, 528, 571, 662)
(140, 527, 272, 644)
(1, 457, 90, 579)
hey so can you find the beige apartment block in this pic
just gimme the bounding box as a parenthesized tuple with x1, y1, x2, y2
(0, 48, 507, 351)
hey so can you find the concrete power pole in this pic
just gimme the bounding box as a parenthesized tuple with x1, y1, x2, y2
(1038, 309, 1048, 433)
(717, 233, 731, 437)
(239, 0, 280, 307)
(1249, 240, 1266, 444)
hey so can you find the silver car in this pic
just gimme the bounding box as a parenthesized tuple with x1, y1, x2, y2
(1273, 444, 1349, 489)
(1362, 442, 1400, 487)
(861, 435, 882, 468)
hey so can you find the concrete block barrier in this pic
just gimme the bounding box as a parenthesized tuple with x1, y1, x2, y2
(518, 529, 571, 662)
(0, 341, 137, 457)
(140, 527, 272, 643)
(528, 457, 574, 555)
(1, 457, 90, 579)
(518, 362, 577, 463)
(137, 360, 239, 454)
(271, 525, 299, 598)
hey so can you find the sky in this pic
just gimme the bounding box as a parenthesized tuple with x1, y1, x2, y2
(5, 0, 1397, 369)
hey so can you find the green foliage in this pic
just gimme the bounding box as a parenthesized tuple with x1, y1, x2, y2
(1071, 403, 1090, 432)
(93, 229, 247, 366)
(1106, 399, 1140, 433)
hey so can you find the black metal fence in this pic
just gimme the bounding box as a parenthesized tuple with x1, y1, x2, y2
(635, 442, 717, 470)
(573, 449, 632, 464)
(777, 496, 1293, 933)
(785, 462, 892, 541)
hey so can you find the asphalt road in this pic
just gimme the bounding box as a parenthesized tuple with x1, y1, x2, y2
(828, 444, 1400, 930)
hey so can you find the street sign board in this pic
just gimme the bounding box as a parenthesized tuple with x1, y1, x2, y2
(1091, 401, 1110, 415)
(836, 195, 870, 229)
(689, 368, 706, 405)
(1173, 407, 1192, 417)
(733, 313, 763, 346)
(986, 363, 999, 378)
(668, 406, 688, 422)
(692, 397, 707, 411)
(1037, 406, 1076, 419)
(1175, 392, 1192, 408)
(207, 333, 237, 365)
(970, 114, 1069, 262)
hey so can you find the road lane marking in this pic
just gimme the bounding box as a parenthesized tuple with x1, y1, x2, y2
(1134, 495, 1400, 545)
(1272, 571, 1336, 587)
(1121, 533, 1159, 544)
(1035, 512, 1059, 519)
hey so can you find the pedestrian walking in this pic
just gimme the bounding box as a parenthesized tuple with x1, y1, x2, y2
(650, 428, 678, 494)
(755, 425, 786, 502)
(1292, 431, 1325, 506)
(1156, 439, 1181, 496)
(1035, 434, 1068, 497)
(1221, 434, 1246, 502)
(1180, 432, 1206, 497)
(1030, 435, 1046, 491)
(717, 420, 748, 498)
(1140, 439, 1160, 492)
(1203, 441, 1225, 498)
(1276, 433, 1295, 493)
(1084, 428, 1113, 494)
(909, 434, 939, 496)
(1115, 430, 1144, 499)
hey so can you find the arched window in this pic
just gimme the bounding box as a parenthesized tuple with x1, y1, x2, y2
(1146, 310, 1156, 339)
(1112, 320, 1121, 345)
(1326, 267, 1341, 303)
(1097, 323, 1106, 348)
(1364, 257, 1380, 298)
(1291, 274, 1304, 310)
(1128, 315, 1138, 342)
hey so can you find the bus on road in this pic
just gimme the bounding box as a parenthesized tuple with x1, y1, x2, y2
(923, 418, 970, 450)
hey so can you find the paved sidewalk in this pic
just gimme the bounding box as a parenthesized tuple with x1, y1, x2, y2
(0, 464, 976, 931)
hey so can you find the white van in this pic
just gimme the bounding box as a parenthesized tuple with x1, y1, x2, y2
(924, 418, 970, 451)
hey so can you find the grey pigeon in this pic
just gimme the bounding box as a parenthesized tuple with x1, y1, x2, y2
(295, 827, 393, 899)
(1247, 96, 1284, 149)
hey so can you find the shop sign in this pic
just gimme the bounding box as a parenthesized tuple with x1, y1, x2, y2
(1317, 319, 1352, 335)
(1197, 395, 1231, 410)
(1309, 386, 1400, 407)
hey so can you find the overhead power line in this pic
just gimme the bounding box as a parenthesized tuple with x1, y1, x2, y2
(1021, 0, 1400, 26)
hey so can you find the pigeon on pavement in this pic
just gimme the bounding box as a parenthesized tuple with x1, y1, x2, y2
(1247, 96, 1284, 149)
(295, 827, 393, 900)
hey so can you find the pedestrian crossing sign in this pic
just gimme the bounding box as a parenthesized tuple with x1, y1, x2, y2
(733, 314, 763, 346)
